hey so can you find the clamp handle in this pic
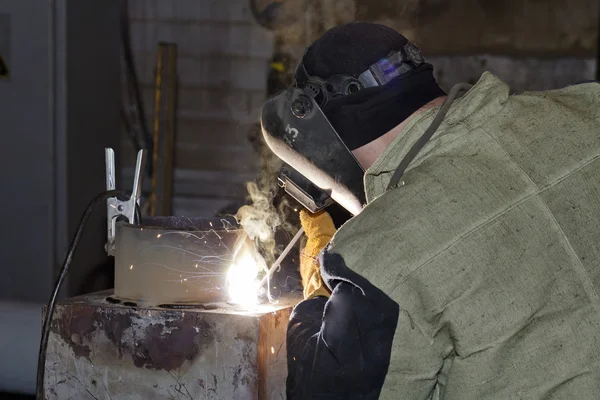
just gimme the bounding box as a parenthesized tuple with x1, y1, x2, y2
(105, 148, 146, 256)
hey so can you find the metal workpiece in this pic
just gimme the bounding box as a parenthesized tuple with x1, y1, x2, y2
(114, 216, 241, 305)
(44, 291, 299, 400)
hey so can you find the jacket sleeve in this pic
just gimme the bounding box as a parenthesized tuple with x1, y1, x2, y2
(286, 296, 327, 399)
(286, 296, 446, 400)
(380, 309, 446, 399)
(286, 252, 401, 399)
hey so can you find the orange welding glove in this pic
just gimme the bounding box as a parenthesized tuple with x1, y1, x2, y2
(299, 209, 336, 300)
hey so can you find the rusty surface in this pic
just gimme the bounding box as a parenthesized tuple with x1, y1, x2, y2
(50, 304, 216, 371)
(44, 291, 298, 399)
(258, 304, 290, 399)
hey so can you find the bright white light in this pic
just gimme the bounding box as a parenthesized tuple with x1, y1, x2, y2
(226, 241, 262, 307)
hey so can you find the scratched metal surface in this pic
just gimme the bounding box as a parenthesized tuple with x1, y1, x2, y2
(44, 292, 297, 400)
(114, 217, 241, 305)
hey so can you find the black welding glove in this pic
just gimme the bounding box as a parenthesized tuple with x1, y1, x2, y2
(286, 251, 400, 399)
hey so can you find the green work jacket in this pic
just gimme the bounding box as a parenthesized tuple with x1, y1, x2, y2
(329, 72, 600, 399)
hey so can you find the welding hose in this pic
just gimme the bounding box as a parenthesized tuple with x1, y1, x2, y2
(35, 190, 139, 400)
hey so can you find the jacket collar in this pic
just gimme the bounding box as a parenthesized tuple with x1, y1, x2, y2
(363, 72, 510, 202)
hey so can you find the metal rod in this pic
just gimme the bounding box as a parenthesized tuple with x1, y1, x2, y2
(150, 42, 177, 216)
(105, 148, 116, 191)
(163, 43, 177, 216)
(259, 227, 304, 288)
(150, 43, 164, 217)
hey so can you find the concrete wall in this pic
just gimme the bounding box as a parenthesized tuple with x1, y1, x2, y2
(430, 55, 596, 93)
(0, 1, 122, 395)
(0, 1, 55, 304)
(355, 0, 599, 57)
(121, 0, 274, 217)
(0, 0, 122, 302)
(271, 0, 599, 91)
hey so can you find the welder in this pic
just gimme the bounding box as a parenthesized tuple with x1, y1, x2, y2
(261, 22, 600, 399)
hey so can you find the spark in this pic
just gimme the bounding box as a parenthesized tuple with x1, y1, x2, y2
(134, 227, 269, 307)
(130, 265, 133, 270)
(141, 262, 221, 276)
(271, 347, 275, 354)
(208, 229, 222, 240)
(141, 244, 222, 260)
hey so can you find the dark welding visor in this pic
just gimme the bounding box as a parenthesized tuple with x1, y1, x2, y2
(261, 88, 366, 216)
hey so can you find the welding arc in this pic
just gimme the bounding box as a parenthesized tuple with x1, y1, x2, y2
(36, 190, 137, 400)
(259, 227, 305, 290)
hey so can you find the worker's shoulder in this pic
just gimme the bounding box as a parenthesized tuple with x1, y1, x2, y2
(479, 79, 600, 139)
(506, 80, 600, 106)
(471, 73, 600, 114)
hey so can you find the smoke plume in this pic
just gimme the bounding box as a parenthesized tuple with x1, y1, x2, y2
(235, 124, 297, 268)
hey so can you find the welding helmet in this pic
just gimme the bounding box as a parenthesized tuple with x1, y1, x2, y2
(261, 30, 426, 216)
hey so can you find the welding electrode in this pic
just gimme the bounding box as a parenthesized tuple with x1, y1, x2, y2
(259, 227, 305, 289)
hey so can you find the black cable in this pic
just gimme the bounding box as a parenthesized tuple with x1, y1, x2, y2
(36, 189, 130, 399)
(120, 2, 153, 176)
(387, 83, 472, 191)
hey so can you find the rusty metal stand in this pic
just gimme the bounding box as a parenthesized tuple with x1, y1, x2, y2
(43, 291, 297, 399)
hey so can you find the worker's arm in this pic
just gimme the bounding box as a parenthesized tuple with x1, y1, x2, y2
(286, 252, 400, 399)
(287, 250, 446, 399)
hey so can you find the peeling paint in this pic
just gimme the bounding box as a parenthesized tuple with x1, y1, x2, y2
(44, 292, 298, 399)
(51, 305, 222, 372)
(50, 306, 97, 359)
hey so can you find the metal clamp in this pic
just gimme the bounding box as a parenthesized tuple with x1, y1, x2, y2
(105, 148, 146, 256)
